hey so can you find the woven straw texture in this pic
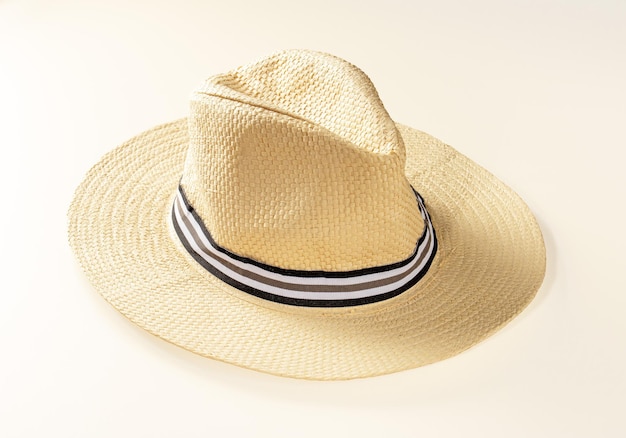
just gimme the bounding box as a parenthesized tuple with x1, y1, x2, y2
(68, 50, 545, 380)
(184, 51, 422, 270)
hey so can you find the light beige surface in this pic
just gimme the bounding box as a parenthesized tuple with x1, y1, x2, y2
(1, 0, 625, 436)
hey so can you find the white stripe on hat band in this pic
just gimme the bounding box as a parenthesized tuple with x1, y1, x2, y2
(174, 194, 430, 287)
(171, 185, 437, 307)
(173, 189, 434, 289)
(174, 201, 434, 299)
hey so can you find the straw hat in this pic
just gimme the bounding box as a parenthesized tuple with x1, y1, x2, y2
(68, 50, 546, 380)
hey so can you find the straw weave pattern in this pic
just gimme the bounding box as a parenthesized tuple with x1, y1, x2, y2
(68, 50, 546, 379)
(182, 51, 422, 270)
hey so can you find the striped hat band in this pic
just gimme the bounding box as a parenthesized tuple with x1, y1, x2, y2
(171, 185, 438, 307)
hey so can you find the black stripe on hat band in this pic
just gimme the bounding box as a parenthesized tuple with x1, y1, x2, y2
(171, 185, 437, 307)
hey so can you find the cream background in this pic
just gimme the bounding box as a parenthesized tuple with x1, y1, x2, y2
(1, 0, 624, 436)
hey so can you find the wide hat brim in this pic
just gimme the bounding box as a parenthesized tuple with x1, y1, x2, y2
(68, 118, 546, 380)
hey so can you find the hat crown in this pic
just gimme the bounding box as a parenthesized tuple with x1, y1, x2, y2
(181, 50, 423, 271)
